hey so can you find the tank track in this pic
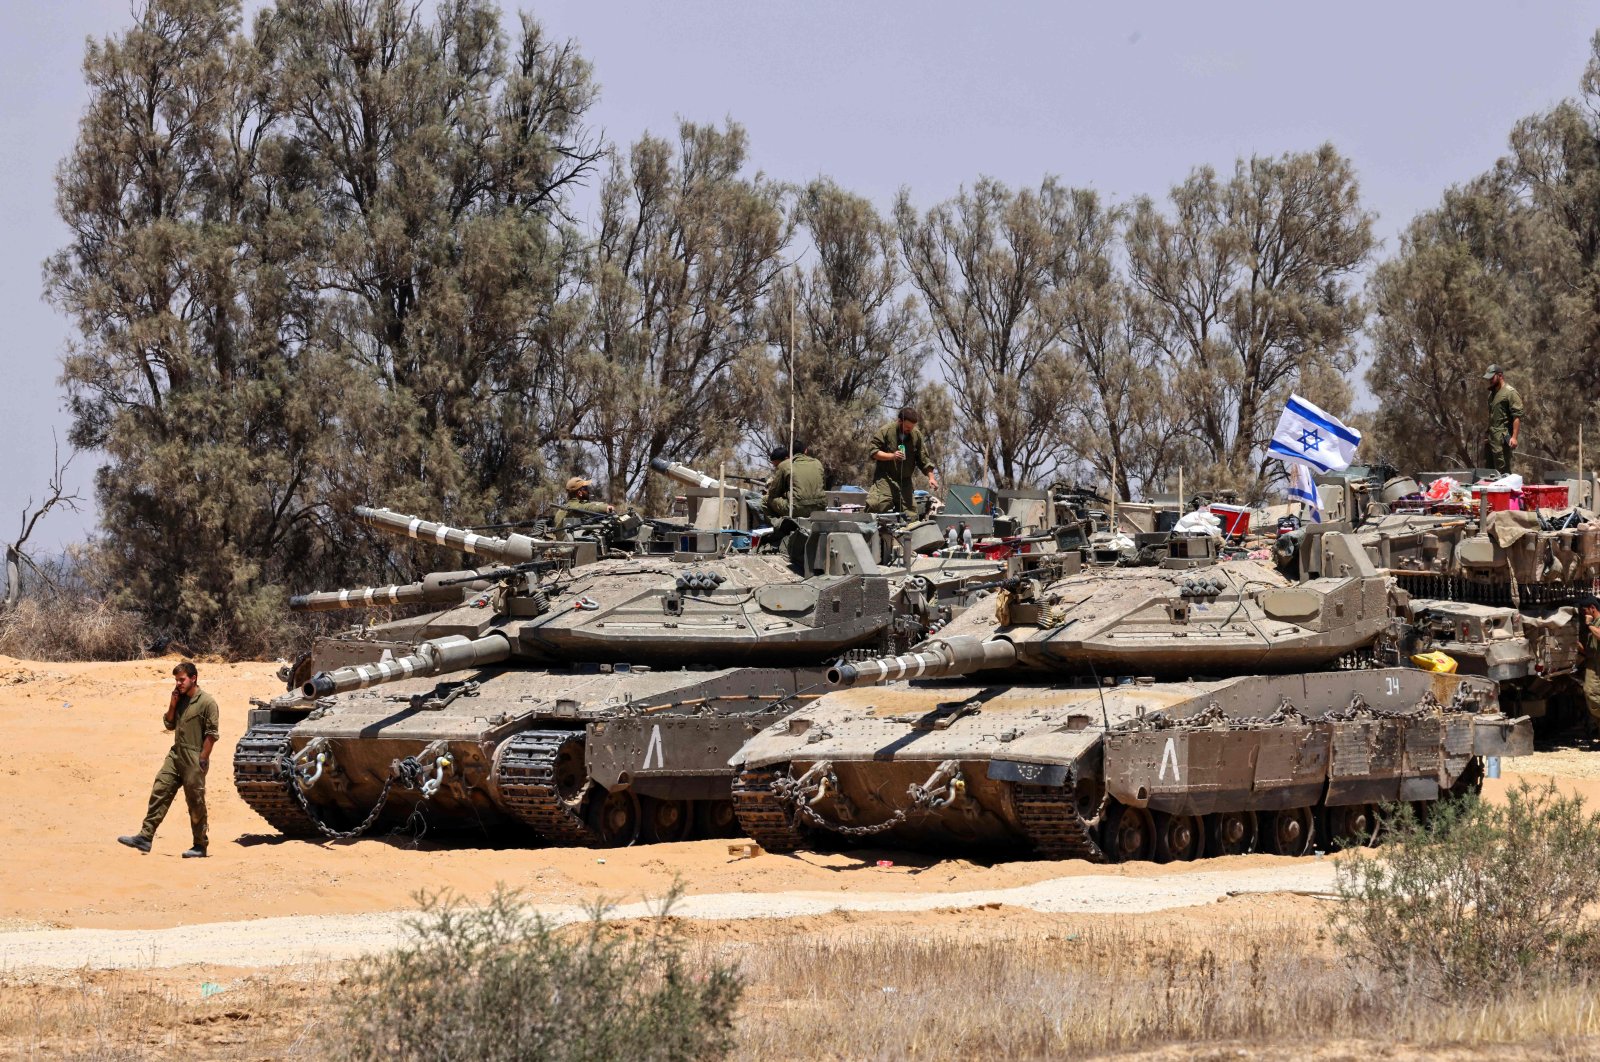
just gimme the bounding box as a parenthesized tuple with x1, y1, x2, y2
(495, 729, 599, 845)
(233, 724, 319, 837)
(730, 766, 810, 852)
(1012, 785, 1107, 863)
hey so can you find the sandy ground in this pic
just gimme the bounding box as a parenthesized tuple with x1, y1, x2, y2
(0, 654, 1595, 972)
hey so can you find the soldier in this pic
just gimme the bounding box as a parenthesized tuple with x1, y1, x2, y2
(764, 441, 827, 520)
(1578, 597, 1600, 742)
(553, 475, 614, 539)
(867, 406, 939, 514)
(118, 660, 218, 858)
(1483, 365, 1523, 475)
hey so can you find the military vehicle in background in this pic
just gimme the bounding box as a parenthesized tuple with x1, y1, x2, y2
(235, 461, 1012, 846)
(1280, 470, 1600, 730)
(729, 531, 1533, 861)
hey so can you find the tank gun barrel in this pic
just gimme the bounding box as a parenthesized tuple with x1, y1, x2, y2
(301, 633, 513, 699)
(647, 457, 760, 501)
(353, 506, 572, 564)
(289, 568, 500, 612)
(826, 635, 1018, 688)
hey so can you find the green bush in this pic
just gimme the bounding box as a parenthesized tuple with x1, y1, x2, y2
(1333, 781, 1600, 998)
(327, 887, 742, 1062)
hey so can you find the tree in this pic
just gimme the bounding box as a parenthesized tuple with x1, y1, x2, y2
(577, 122, 790, 509)
(3, 439, 83, 611)
(258, 0, 601, 525)
(896, 177, 1108, 489)
(757, 179, 927, 487)
(1365, 180, 1532, 468)
(49, 0, 601, 651)
(1369, 35, 1600, 474)
(1127, 145, 1375, 500)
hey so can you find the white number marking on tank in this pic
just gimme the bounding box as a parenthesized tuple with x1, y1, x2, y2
(642, 724, 666, 770)
(1159, 737, 1181, 782)
(1385, 676, 1401, 697)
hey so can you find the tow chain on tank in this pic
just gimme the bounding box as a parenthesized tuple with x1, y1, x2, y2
(271, 747, 427, 842)
(1117, 690, 1467, 734)
(766, 759, 970, 839)
(232, 724, 319, 837)
(494, 729, 599, 845)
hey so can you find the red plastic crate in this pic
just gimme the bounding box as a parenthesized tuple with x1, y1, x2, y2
(1522, 484, 1569, 509)
(1470, 487, 1522, 512)
(1209, 503, 1251, 536)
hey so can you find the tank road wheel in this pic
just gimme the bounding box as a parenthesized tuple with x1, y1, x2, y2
(1206, 810, 1258, 857)
(641, 797, 694, 844)
(1264, 807, 1316, 857)
(587, 789, 641, 847)
(1324, 804, 1378, 850)
(694, 800, 740, 839)
(1102, 803, 1156, 863)
(1152, 812, 1204, 863)
(551, 739, 589, 806)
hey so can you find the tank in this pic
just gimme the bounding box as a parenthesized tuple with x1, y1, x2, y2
(727, 532, 1535, 861)
(1283, 476, 1600, 730)
(235, 467, 1011, 846)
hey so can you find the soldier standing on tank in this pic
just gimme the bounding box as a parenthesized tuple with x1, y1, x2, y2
(1483, 365, 1523, 475)
(552, 475, 614, 538)
(765, 441, 827, 520)
(866, 406, 940, 514)
(118, 660, 218, 858)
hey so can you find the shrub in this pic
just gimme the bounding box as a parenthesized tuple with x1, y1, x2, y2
(1333, 781, 1600, 998)
(0, 550, 147, 661)
(327, 887, 742, 1062)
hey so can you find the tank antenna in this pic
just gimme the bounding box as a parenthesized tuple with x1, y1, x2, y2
(788, 273, 796, 521)
(1088, 658, 1111, 734)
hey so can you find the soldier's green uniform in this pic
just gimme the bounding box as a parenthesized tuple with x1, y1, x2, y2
(1486, 380, 1523, 475)
(765, 454, 826, 519)
(866, 421, 934, 514)
(553, 500, 611, 538)
(138, 687, 219, 849)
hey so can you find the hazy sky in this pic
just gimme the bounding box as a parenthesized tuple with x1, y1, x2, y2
(3, 1, 1597, 551)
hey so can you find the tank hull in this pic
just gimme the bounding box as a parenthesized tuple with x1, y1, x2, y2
(731, 669, 1531, 859)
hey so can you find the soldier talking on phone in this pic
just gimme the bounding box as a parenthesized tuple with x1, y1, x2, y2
(118, 660, 219, 858)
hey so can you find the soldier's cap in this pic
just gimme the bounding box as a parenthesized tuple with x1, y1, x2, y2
(565, 476, 593, 492)
(1482, 364, 1505, 380)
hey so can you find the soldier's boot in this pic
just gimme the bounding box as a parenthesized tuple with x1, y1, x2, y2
(117, 835, 152, 853)
(182, 846, 207, 859)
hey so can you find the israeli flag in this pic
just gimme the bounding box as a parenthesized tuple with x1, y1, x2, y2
(1288, 461, 1322, 523)
(1267, 394, 1361, 473)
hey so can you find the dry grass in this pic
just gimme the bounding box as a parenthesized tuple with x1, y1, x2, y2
(0, 968, 326, 1060)
(6, 917, 1600, 1060)
(0, 597, 146, 662)
(712, 920, 1600, 1060)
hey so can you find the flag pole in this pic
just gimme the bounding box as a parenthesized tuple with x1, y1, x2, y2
(788, 273, 796, 520)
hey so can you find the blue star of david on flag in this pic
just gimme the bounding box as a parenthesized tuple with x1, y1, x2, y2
(1269, 394, 1361, 474)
